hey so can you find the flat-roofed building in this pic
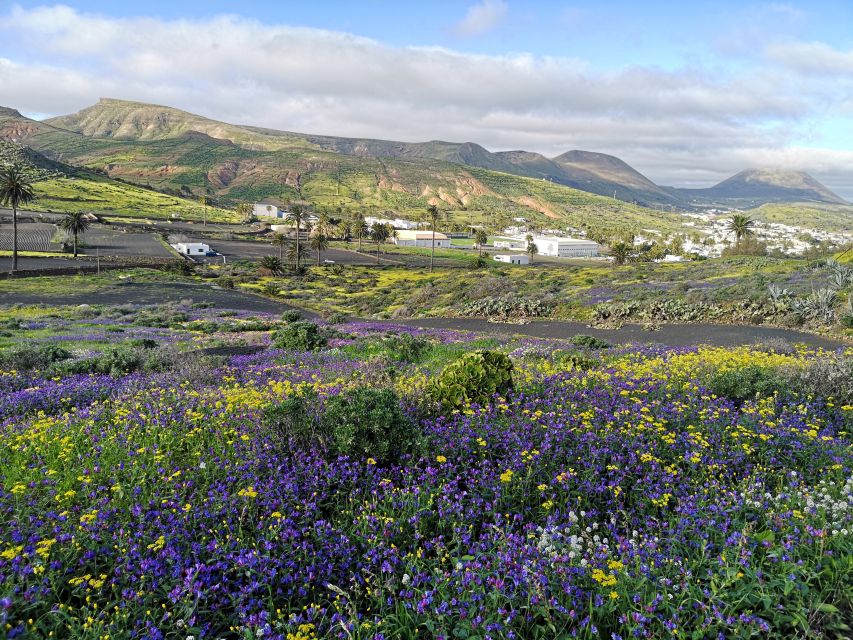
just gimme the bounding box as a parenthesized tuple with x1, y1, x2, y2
(393, 230, 450, 248)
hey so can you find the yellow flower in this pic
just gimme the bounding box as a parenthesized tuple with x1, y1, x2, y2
(500, 469, 514, 483)
(366, 458, 377, 466)
(537, 483, 548, 491)
(146, 536, 165, 552)
(238, 486, 258, 498)
(610, 591, 619, 599)
(436, 455, 447, 464)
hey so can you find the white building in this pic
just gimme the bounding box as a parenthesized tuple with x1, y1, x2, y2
(493, 236, 600, 258)
(173, 242, 211, 256)
(365, 216, 419, 230)
(393, 230, 450, 248)
(533, 236, 600, 258)
(493, 254, 530, 265)
(253, 203, 283, 218)
(493, 237, 526, 250)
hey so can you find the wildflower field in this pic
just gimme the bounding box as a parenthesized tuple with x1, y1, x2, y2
(1, 306, 851, 639)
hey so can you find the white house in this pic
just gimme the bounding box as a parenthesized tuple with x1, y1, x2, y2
(393, 230, 450, 248)
(493, 237, 526, 250)
(173, 242, 211, 256)
(493, 254, 530, 265)
(253, 203, 283, 218)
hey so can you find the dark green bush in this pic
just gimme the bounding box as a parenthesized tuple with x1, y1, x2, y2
(162, 260, 194, 276)
(0, 343, 71, 371)
(381, 333, 432, 362)
(272, 321, 327, 351)
(320, 387, 419, 464)
(557, 350, 598, 370)
(326, 312, 348, 324)
(262, 395, 322, 452)
(707, 365, 786, 402)
(281, 310, 302, 323)
(430, 350, 514, 410)
(569, 334, 612, 350)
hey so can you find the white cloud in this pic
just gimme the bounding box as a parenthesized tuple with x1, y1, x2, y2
(453, 0, 508, 36)
(0, 5, 850, 198)
(765, 41, 853, 76)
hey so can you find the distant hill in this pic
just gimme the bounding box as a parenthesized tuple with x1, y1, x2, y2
(1, 101, 686, 234)
(1, 97, 849, 234)
(670, 168, 848, 207)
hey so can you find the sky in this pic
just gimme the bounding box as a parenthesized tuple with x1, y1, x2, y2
(0, 1, 852, 197)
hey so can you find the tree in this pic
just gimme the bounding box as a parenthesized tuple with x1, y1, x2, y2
(258, 255, 283, 276)
(525, 234, 537, 263)
(284, 204, 307, 267)
(235, 202, 253, 223)
(728, 214, 755, 243)
(352, 211, 368, 252)
(286, 242, 304, 270)
(271, 233, 288, 262)
(427, 204, 440, 272)
(0, 165, 35, 273)
(59, 211, 91, 257)
(310, 232, 329, 266)
(609, 241, 632, 266)
(474, 228, 488, 257)
(370, 222, 390, 263)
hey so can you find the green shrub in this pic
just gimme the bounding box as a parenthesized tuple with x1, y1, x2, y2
(218, 276, 235, 290)
(262, 395, 323, 452)
(320, 387, 419, 464)
(557, 349, 598, 370)
(162, 260, 194, 276)
(0, 343, 71, 371)
(381, 333, 432, 362)
(281, 310, 302, 323)
(430, 350, 514, 410)
(326, 312, 348, 324)
(707, 365, 786, 402)
(569, 334, 612, 350)
(272, 321, 327, 351)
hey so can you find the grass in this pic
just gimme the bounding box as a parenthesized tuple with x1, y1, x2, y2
(31, 176, 237, 222)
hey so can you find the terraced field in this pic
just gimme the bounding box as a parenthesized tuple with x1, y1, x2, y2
(0, 222, 57, 251)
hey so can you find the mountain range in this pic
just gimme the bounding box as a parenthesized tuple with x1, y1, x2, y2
(0, 98, 848, 231)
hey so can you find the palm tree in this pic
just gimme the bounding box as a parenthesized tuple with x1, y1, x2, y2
(235, 202, 253, 223)
(609, 241, 632, 266)
(310, 232, 329, 266)
(258, 255, 283, 276)
(286, 242, 304, 270)
(352, 212, 367, 252)
(728, 214, 755, 243)
(59, 211, 91, 257)
(0, 165, 35, 273)
(370, 222, 390, 263)
(271, 233, 288, 262)
(525, 234, 537, 264)
(427, 204, 440, 273)
(284, 204, 307, 267)
(474, 228, 488, 257)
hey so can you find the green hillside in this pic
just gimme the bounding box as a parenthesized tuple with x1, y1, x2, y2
(2, 103, 684, 233)
(749, 202, 853, 234)
(0, 138, 235, 222)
